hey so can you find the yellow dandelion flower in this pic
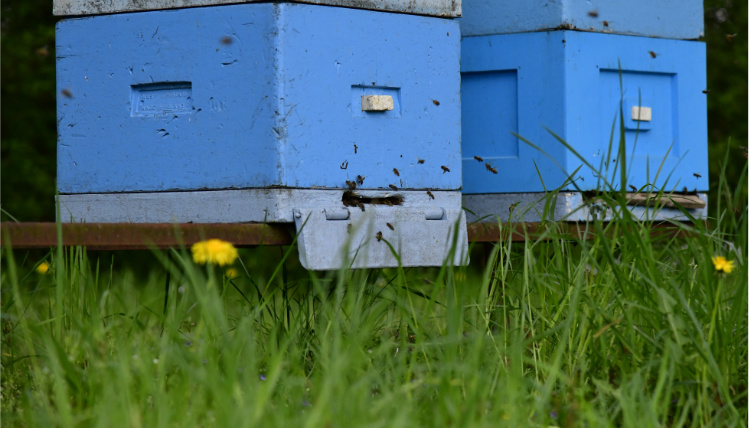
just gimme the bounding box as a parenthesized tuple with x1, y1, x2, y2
(36, 261, 51, 275)
(191, 239, 238, 266)
(225, 267, 240, 279)
(712, 256, 735, 274)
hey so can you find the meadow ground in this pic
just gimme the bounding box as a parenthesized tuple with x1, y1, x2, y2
(1, 161, 747, 427)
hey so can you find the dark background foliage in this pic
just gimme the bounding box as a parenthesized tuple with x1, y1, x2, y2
(1, 0, 746, 222)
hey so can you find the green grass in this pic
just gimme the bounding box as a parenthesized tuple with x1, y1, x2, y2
(2, 162, 747, 427)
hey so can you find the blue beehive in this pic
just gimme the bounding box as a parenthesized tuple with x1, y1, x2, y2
(56, 3, 469, 269)
(459, 0, 703, 40)
(459, 29, 708, 222)
(461, 30, 707, 194)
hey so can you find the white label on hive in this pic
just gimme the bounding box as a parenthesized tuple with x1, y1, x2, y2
(631, 106, 652, 122)
(361, 95, 394, 112)
(132, 82, 193, 116)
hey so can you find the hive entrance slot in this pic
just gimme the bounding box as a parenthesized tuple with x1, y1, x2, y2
(341, 191, 404, 211)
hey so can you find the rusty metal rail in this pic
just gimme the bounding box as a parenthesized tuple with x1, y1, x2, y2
(0, 221, 698, 250)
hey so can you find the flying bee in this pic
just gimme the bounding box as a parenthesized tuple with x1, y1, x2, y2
(376, 231, 383, 242)
(220, 36, 233, 45)
(386, 223, 394, 231)
(432, 99, 440, 106)
(354, 143, 358, 153)
(357, 175, 365, 185)
(347, 223, 352, 234)
(602, 20, 610, 27)
(726, 33, 737, 42)
(346, 180, 357, 190)
(693, 172, 701, 178)
(508, 202, 519, 214)
(485, 163, 498, 174)
(426, 190, 435, 200)
(61, 88, 73, 98)
(587, 10, 598, 17)
(474, 156, 484, 162)
(629, 185, 637, 192)
(441, 165, 450, 173)
(340, 160, 348, 169)
(702, 89, 711, 94)
(393, 168, 400, 176)
(417, 159, 425, 164)
(648, 51, 657, 58)
(389, 184, 398, 190)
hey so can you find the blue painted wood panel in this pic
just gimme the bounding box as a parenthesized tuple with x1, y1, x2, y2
(459, 0, 703, 40)
(461, 31, 708, 193)
(56, 3, 461, 194)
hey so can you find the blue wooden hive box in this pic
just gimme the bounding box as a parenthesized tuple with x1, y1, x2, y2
(55, 2, 468, 269)
(458, 0, 709, 223)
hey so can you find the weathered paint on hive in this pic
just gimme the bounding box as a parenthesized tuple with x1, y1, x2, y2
(459, 0, 702, 39)
(53, 0, 461, 17)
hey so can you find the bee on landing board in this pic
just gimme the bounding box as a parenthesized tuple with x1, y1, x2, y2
(386, 223, 394, 231)
(426, 190, 435, 200)
(376, 231, 383, 242)
(389, 184, 398, 191)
